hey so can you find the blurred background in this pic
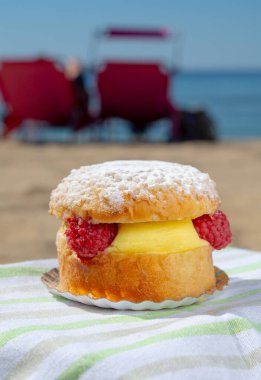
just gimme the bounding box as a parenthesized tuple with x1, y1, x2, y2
(0, 0, 260, 263)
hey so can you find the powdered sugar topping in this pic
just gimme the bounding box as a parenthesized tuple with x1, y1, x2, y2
(50, 161, 219, 216)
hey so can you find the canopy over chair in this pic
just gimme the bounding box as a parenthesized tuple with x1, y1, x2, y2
(93, 27, 180, 139)
(102, 27, 172, 39)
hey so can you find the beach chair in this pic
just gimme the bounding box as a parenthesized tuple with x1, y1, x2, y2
(0, 58, 89, 138)
(96, 61, 179, 138)
(93, 28, 180, 140)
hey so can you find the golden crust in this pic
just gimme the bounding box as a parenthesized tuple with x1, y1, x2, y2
(49, 161, 220, 223)
(56, 227, 216, 302)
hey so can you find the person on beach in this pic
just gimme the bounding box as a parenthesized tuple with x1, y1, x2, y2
(65, 58, 91, 131)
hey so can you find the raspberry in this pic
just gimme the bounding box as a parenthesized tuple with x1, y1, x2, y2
(193, 210, 232, 250)
(65, 217, 118, 260)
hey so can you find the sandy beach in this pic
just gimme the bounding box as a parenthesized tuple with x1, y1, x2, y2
(0, 140, 260, 264)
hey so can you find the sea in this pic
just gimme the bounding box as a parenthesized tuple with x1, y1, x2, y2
(2, 70, 261, 142)
(174, 70, 261, 140)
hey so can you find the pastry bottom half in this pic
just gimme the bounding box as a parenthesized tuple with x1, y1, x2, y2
(56, 228, 216, 302)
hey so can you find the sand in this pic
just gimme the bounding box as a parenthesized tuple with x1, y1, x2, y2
(0, 140, 260, 264)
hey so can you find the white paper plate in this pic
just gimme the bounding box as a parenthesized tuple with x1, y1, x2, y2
(42, 267, 228, 311)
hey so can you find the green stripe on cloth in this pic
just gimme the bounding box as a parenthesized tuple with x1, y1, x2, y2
(0, 308, 84, 321)
(1, 287, 261, 348)
(0, 296, 60, 305)
(5, 297, 261, 380)
(5, 319, 176, 380)
(57, 318, 261, 380)
(0, 267, 49, 278)
(120, 349, 261, 380)
(209, 289, 261, 304)
(0, 285, 43, 295)
(226, 261, 261, 275)
(0, 315, 138, 348)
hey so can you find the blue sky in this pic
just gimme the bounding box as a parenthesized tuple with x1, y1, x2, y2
(0, 0, 260, 69)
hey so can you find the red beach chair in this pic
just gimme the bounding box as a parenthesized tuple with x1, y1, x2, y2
(94, 28, 180, 139)
(0, 58, 89, 137)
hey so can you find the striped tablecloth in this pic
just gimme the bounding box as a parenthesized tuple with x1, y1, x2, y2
(0, 247, 261, 380)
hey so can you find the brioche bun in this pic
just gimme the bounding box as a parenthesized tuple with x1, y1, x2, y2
(50, 160, 220, 302)
(49, 161, 220, 223)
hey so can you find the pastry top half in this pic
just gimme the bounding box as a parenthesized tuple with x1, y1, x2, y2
(49, 160, 220, 223)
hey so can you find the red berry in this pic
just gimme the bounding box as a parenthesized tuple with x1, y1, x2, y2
(65, 217, 118, 260)
(193, 210, 232, 250)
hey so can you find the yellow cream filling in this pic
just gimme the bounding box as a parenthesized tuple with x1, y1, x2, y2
(107, 220, 208, 254)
